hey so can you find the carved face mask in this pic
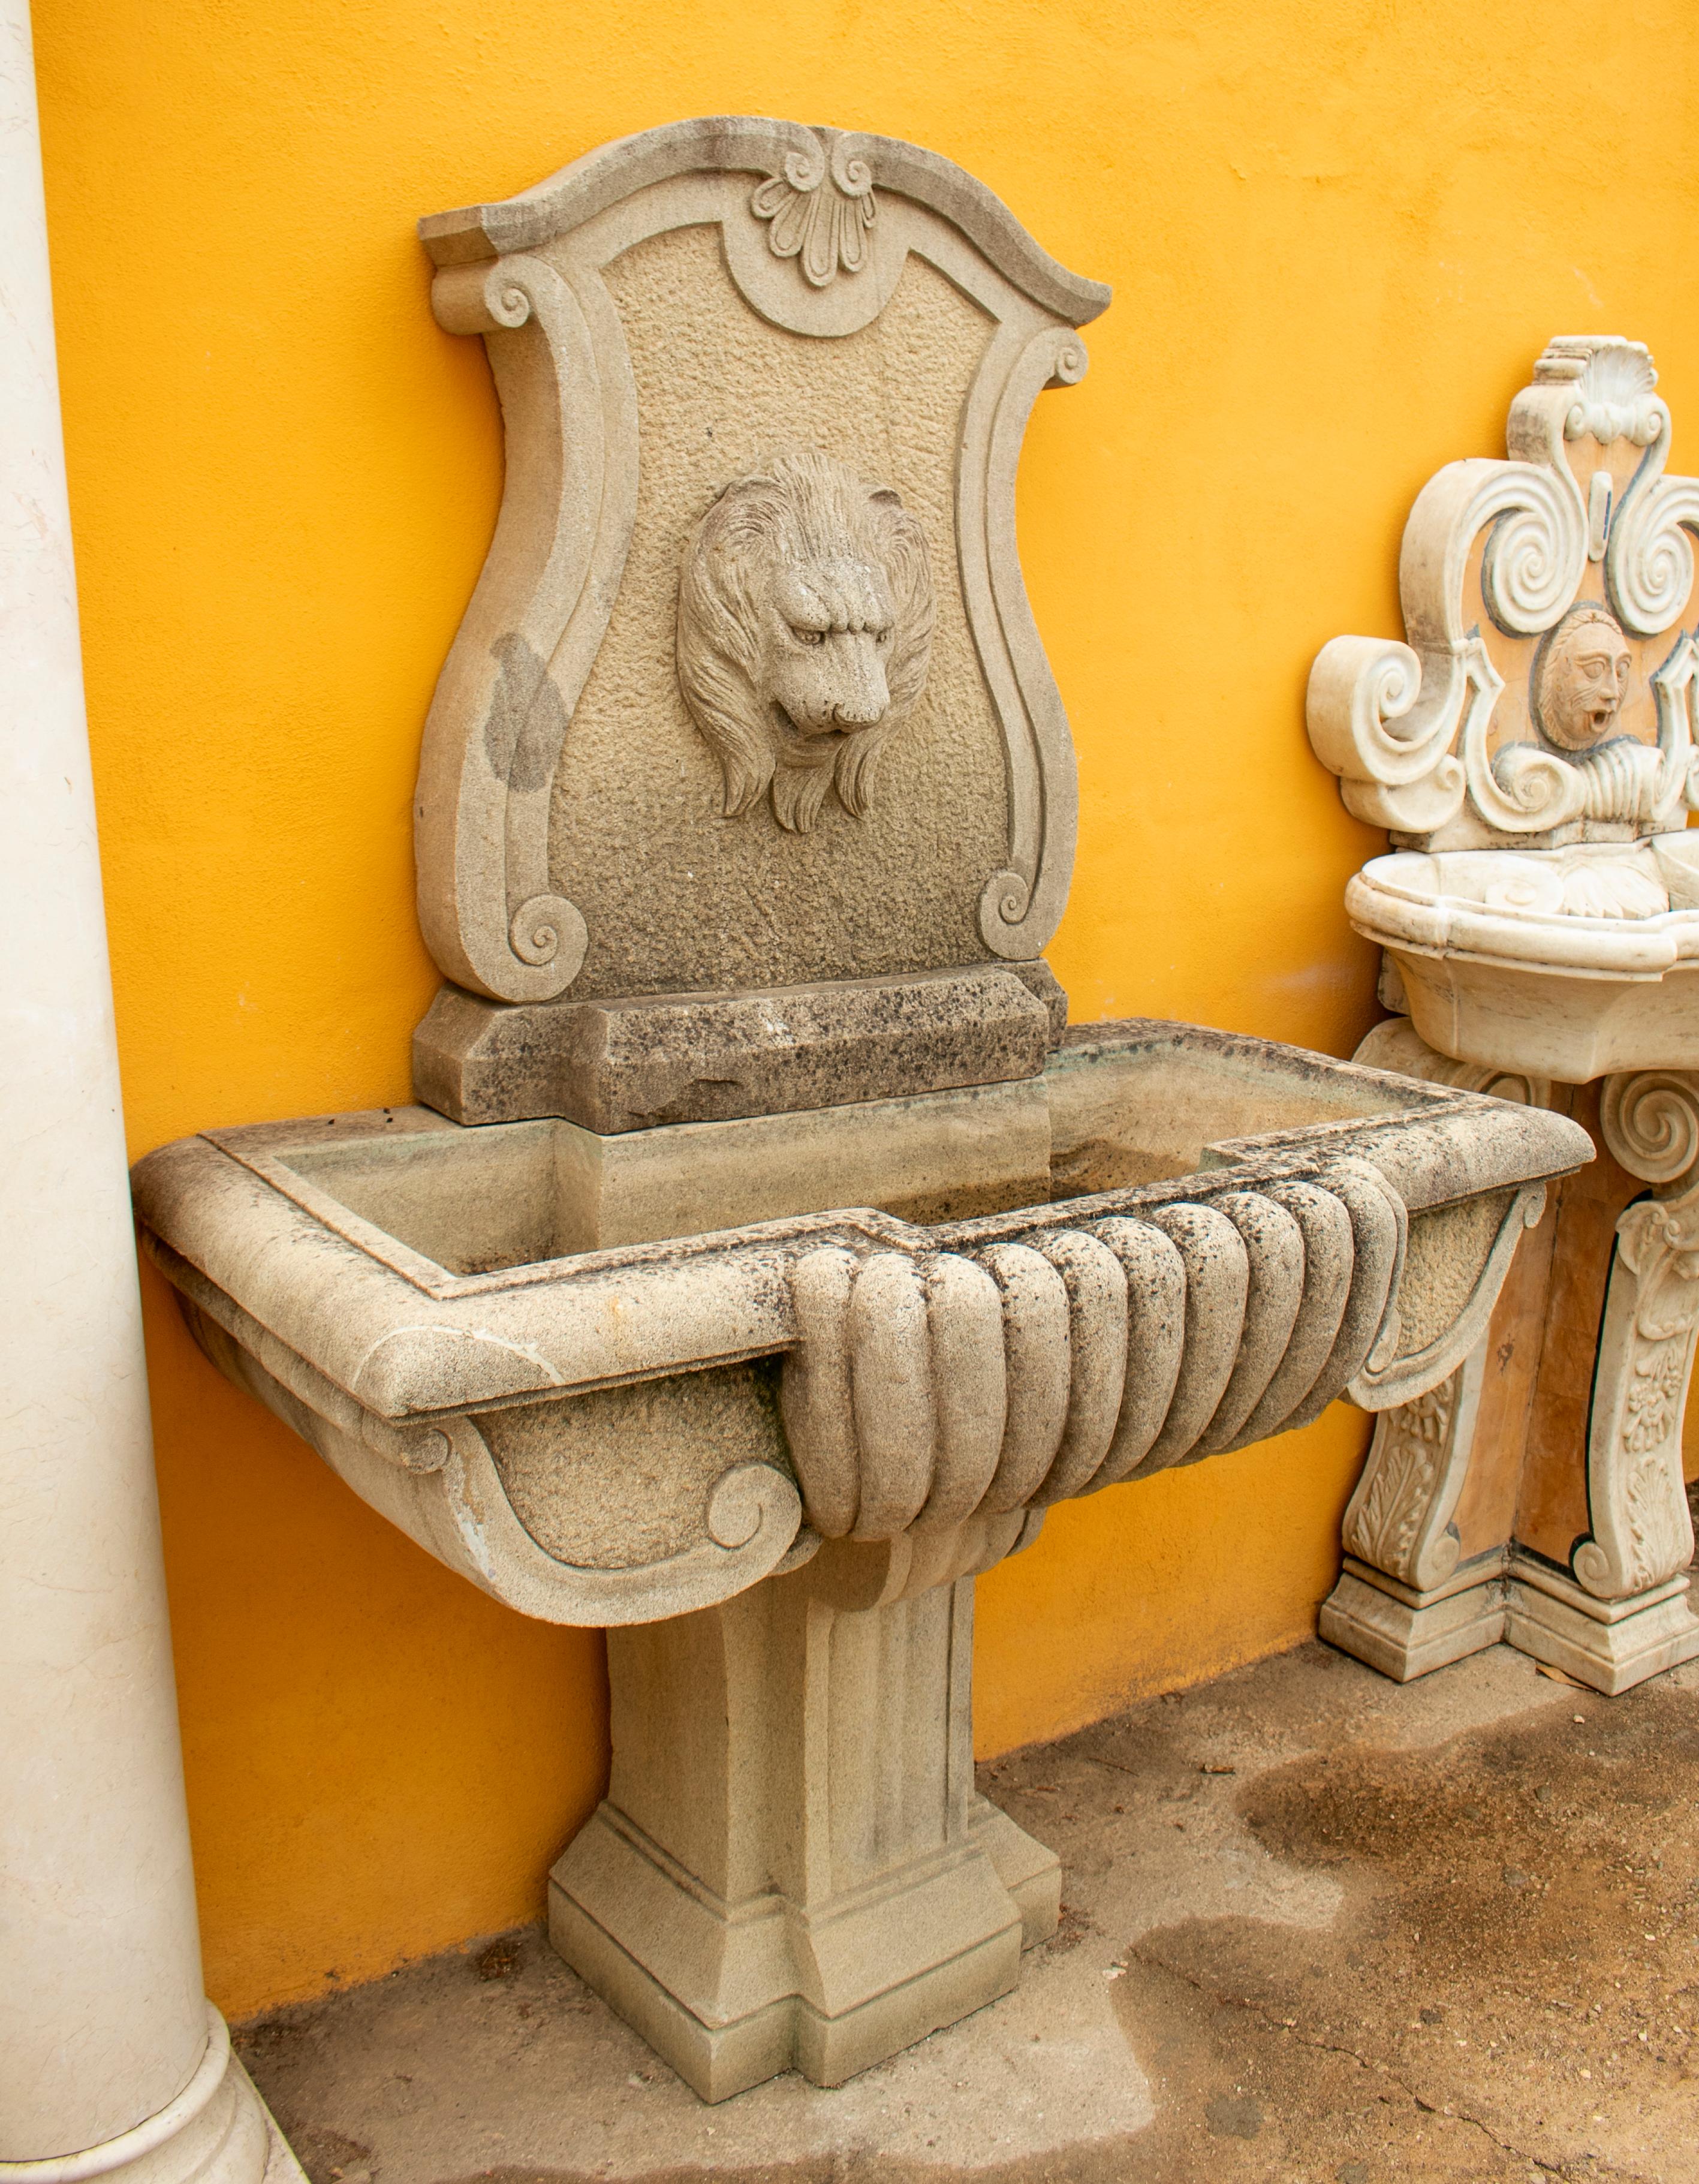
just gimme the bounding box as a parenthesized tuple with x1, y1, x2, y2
(1535, 610, 1633, 751)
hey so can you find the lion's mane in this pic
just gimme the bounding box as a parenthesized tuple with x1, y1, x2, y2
(676, 447, 935, 834)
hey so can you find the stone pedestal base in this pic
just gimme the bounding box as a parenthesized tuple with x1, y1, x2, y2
(549, 1520, 1059, 2102)
(1323, 1532, 1699, 1698)
(1504, 1559, 1699, 1695)
(6, 2012, 303, 2184)
(1327, 1031, 1699, 1700)
(1318, 1557, 1508, 1684)
(550, 1795, 1052, 2102)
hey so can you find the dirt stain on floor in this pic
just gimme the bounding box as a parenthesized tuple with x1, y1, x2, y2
(243, 1645, 1699, 2184)
(1111, 1684, 1699, 2182)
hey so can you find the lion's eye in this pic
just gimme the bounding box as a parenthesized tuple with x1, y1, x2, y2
(793, 628, 826, 646)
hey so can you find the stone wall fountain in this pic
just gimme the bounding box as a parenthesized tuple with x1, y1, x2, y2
(133, 119, 1589, 2103)
(1309, 335, 1699, 1696)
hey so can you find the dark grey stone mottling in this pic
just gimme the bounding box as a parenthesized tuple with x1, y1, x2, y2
(413, 962, 1064, 1130)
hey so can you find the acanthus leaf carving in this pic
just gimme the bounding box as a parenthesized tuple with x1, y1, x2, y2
(1342, 1343, 1485, 1592)
(1573, 1171, 1699, 1600)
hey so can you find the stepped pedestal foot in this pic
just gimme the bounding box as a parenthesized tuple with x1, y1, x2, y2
(549, 1522, 1058, 2102)
(1320, 1557, 1508, 1683)
(1505, 1561, 1699, 1695)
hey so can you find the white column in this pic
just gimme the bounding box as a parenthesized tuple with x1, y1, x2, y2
(0, 5, 282, 2176)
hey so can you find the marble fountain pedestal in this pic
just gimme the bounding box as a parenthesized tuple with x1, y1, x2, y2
(1309, 334, 1699, 1696)
(133, 120, 1589, 2104)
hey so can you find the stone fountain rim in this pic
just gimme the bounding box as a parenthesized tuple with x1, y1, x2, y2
(1349, 837, 1699, 982)
(131, 1018, 1591, 1427)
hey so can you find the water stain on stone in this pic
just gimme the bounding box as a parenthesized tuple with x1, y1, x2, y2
(1204, 2094, 1262, 2138)
(484, 633, 568, 796)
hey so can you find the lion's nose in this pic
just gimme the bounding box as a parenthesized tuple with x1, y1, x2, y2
(827, 632, 890, 728)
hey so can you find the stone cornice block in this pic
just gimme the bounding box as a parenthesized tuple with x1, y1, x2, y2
(412, 962, 1062, 1129)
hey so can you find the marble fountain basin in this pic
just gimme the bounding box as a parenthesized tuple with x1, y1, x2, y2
(134, 1017, 1590, 1626)
(1349, 831, 1699, 1083)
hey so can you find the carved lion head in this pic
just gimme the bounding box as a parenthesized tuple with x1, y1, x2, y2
(677, 448, 935, 833)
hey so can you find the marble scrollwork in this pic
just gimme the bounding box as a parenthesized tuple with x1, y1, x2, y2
(1601, 344, 1699, 636)
(1341, 1344, 1486, 1594)
(1574, 1067, 1699, 1601)
(1601, 1067, 1699, 1184)
(1307, 337, 1699, 847)
(1311, 355, 1699, 1690)
(1576, 1176, 1699, 1599)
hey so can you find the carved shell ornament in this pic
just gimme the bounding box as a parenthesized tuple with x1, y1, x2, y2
(751, 143, 876, 288)
(1555, 336, 1665, 453)
(677, 448, 936, 834)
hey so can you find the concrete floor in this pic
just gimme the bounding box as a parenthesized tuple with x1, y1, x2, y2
(239, 1635, 1699, 2184)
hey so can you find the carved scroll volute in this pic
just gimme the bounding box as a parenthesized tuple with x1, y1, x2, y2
(1576, 1071, 1699, 1601)
(971, 326, 1088, 958)
(1308, 437, 1586, 837)
(1602, 1069, 1699, 1188)
(1307, 336, 1699, 849)
(1594, 346, 1699, 636)
(415, 254, 619, 1000)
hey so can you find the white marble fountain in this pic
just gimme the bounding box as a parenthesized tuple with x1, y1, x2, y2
(1309, 335, 1699, 1696)
(132, 119, 1589, 2102)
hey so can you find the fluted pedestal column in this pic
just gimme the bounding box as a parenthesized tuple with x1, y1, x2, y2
(549, 1514, 1059, 2103)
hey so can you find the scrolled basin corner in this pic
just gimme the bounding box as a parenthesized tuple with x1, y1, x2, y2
(131, 1018, 1591, 1628)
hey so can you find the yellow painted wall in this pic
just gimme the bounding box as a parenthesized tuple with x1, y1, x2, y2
(32, 0, 1699, 2017)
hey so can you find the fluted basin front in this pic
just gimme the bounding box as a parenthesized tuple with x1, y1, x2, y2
(134, 1018, 1589, 1625)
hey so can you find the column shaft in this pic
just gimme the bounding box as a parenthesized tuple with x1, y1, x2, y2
(0, 0, 219, 2157)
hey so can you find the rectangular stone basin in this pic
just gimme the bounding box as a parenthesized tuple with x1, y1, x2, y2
(133, 1015, 1589, 1628)
(173, 1019, 1503, 1271)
